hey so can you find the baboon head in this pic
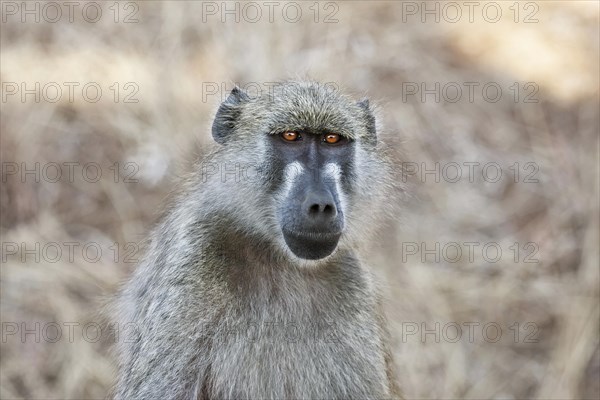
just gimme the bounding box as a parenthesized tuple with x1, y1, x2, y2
(210, 81, 384, 261)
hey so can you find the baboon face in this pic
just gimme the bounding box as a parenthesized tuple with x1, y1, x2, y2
(269, 130, 353, 260)
(212, 82, 376, 261)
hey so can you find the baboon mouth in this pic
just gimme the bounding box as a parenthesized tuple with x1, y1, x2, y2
(281, 228, 341, 260)
(284, 230, 342, 240)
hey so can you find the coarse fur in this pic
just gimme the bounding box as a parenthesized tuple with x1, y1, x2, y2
(114, 80, 402, 399)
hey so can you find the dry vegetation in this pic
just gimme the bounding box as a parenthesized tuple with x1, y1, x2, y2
(1, 1, 598, 399)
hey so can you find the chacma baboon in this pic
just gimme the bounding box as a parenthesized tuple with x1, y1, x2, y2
(115, 80, 402, 399)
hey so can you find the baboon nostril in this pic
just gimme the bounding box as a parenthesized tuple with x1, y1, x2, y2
(308, 203, 335, 215)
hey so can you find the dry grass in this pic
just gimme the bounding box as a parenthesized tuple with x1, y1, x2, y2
(1, 1, 598, 399)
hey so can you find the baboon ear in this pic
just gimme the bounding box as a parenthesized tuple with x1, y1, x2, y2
(357, 99, 377, 145)
(212, 87, 250, 144)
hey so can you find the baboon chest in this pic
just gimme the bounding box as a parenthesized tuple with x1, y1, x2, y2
(203, 271, 389, 398)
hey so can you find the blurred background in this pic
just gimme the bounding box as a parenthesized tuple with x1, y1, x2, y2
(1, 1, 598, 399)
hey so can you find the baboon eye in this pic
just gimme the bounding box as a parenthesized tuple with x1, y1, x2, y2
(323, 133, 342, 144)
(281, 132, 301, 142)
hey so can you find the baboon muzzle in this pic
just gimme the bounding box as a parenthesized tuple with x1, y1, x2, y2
(280, 178, 344, 260)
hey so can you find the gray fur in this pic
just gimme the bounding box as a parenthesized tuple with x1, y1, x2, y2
(114, 81, 402, 399)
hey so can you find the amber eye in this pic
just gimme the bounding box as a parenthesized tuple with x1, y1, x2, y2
(324, 133, 341, 144)
(281, 132, 299, 142)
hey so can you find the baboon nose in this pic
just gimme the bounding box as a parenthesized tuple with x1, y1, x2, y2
(305, 190, 337, 220)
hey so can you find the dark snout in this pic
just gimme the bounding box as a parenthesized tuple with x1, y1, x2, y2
(304, 188, 338, 229)
(281, 177, 344, 260)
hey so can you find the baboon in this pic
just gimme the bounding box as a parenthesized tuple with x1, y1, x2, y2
(115, 80, 402, 399)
